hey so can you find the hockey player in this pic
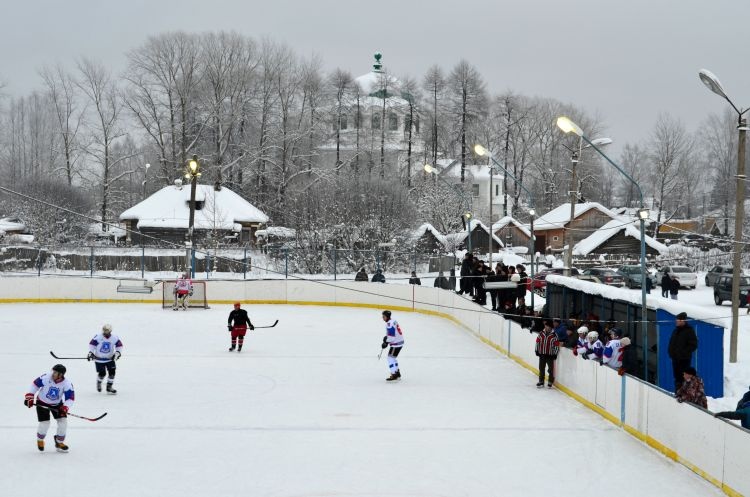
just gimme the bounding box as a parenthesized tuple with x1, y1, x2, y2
(602, 328, 625, 369)
(87, 323, 123, 394)
(573, 326, 589, 356)
(227, 302, 254, 352)
(173, 272, 193, 310)
(535, 319, 559, 388)
(581, 330, 604, 361)
(24, 364, 75, 452)
(381, 310, 404, 381)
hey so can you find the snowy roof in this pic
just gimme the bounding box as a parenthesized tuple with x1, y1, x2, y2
(533, 202, 620, 231)
(408, 223, 448, 246)
(88, 223, 127, 239)
(572, 218, 669, 256)
(0, 217, 26, 233)
(492, 216, 531, 237)
(439, 161, 504, 181)
(119, 184, 268, 231)
(256, 227, 296, 239)
(445, 219, 504, 247)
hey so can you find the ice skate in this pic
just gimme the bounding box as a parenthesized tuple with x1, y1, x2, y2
(96, 380, 102, 392)
(386, 371, 401, 382)
(237, 345, 242, 352)
(547, 382, 554, 388)
(54, 436, 68, 453)
(229, 345, 236, 351)
(536, 381, 544, 388)
(106, 384, 117, 395)
(37, 439, 44, 452)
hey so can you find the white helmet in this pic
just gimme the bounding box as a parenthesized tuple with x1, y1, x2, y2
(577, 326, 589, 335)
(586, 331, 599, 341)
(102, 323, 113, 334)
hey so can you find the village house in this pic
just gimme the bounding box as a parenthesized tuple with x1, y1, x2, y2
(532, 202, 621, 254)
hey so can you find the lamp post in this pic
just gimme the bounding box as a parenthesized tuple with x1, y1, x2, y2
(559, 134, 612, 276)
(424, 164, 473, 254)
(698, 69, 747, 363)
(557, 116, 650, 375)
(474, 144, 537, 310)
(141, 163, 150, 199)
(185, 155, 201, 278)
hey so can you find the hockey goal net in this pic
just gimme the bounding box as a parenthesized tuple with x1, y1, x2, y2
(162, 280, 209, 309)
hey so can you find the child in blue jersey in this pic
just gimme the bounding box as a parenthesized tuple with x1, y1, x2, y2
(25, 364, 75, 452)
(381, 310, 404, 381)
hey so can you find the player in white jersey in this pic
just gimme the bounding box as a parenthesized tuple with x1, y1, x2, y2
(581, 331, 603, 361)
(173, 272, 193, 310)
(573, 326, 589, 356)
(25, 364, 75, 452)
(380, 310, 404, 381)
(87, 323, 123, 394)
(602, 328, 625, 369)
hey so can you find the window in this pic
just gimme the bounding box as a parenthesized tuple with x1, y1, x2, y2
(388, 113, 398, 131)
(371, 114, 381, 130)
(552, 236, 559, 241)
(472, 184, 480, 197)
(340, 115, 348, 130)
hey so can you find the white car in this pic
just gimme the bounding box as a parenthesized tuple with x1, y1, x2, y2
(662, 265, 698, 289)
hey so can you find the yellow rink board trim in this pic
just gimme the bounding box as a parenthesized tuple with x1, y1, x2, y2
(0, 297, 741, 496)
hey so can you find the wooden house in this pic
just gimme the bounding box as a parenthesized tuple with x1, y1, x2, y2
(532, 202, 620, 254)
(572, 218, 668, 258)
(492, 216, 531, 249)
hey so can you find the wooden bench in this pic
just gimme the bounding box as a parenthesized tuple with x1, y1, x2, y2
(484, 281, 520, 290)
(116, 280, 155, 294)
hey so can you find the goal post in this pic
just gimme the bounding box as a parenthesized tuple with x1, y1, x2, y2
(162, 280, 208, 309)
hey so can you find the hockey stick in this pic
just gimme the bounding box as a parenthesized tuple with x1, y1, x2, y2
(253, 320, 279, 329)
(35, 404, 107, 422)
(50, 351, 88, 360)
(378, 348, 384, 360)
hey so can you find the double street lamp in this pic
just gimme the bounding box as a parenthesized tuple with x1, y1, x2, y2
(698, 69, 747, 363)
(424, 164, 473, 254)
(185, 155, 201, 277)
(474, 144, 537, 311)
(557, 117, 650, 376)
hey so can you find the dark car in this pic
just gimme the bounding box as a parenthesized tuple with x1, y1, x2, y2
(617, 265, 656, 289)
(581, 267, 625, 287)
(713, 275, 750, 306)
(705, 265, 734, 287)
(530, 267, 580, 296)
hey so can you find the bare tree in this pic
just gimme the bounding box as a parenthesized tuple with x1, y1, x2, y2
(422, 65, 445, 166)
(699, 109, 737, 233)
(447, 60, 487, 182)
(327, 68, 353, 172)
(617, 143, 649, 207)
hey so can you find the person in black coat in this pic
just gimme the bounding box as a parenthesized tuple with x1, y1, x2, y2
(668, 312, 698, 391)
(448, 268, 457, 291)
(408, 271, 421, 285)
(660, 271, 671, 298)
(371, 269, 386, 283)
(227, 302, 254, 352)
(516, 264, 528, 306)
(669, 275, 680, 300)
(457, 253, 474, 295)
(434, 271, 450, 290)
(355, 267, 368, 281)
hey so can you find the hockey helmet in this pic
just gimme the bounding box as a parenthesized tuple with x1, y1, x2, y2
(102, 323, 113, 335)
(52, 364, 66, 376)
(610, 327, 623, 338)
(577, 326, 589, 335)
(586, 331, 599, 341)
(382, 310, 392, 319)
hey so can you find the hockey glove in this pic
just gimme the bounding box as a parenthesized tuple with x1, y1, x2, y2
(573, 348, 578, 356)
(24, 393, 34, 408)
(58, 405, 69, 416)
(114, 350, 121, 361)
(228, 325, 233, 331)
(87, 352, 95, 361)
(249, 325, 255, 331)
(381, 337, 388, 349)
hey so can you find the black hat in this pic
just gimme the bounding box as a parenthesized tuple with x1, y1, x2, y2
(52, 364, 66, 376)
(684, 366, 697, 376)
(610, 328, 623, 338)
(676, 312, 688, 320)
(382, 310, 392, 319)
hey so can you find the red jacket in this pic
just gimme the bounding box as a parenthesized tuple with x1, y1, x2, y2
(536, 330, 560, 357)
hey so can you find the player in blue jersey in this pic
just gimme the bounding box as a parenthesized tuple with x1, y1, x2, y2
(87, 324, 123, 394)
(381, 310, 404, 381)
(25, 364, 75, 452)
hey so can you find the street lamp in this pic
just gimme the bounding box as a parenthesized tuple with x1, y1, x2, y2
(557, 116, 650, 376)
(424, 164, 473, 254)
(557, 127, 612, 276)
(185, 154, 201, 277)
(474, 144, 537, 310)
(698, 69, 748, 363)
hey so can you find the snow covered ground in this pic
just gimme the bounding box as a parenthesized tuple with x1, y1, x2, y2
(0, 303, 723, 496)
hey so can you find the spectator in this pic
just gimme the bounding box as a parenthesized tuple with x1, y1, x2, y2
(645, 273, 653, 294)
(669, 275, 680, 300)
(486, 266, 500, 310)
(457, 253, 474, 296)
(552, 318, 568, 343)
(371, 269, 386, 283)
(668, 312, 698, 391)
(535, 319, 559, 388)
(737, 385, 750, 410)
(448, 268, 457, 291)
(354, 267, 368, 282)
(434, 271, 450, 290)
(408, 271, 421, 285)
(715, 400, 750, 429)
(660, 270, 671, 298)
(516, 264, 528, 307)
(675, 367, 707, 408)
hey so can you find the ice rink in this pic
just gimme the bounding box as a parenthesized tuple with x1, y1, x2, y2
(0, 303, 722, 497)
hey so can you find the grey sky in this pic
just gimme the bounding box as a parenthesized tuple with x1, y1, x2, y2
(2, 0, 749, 156)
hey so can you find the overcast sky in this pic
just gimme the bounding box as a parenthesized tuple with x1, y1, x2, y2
(2, 0, 749, 157)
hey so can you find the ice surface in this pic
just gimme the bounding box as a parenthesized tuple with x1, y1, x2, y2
(0, 303, 723, 496)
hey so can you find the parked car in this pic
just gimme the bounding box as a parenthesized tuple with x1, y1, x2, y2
(713, 275, 750, 306)
(705, 265, 735, 287)
(661, 265, 698, 289)
(530, 267, 580, 296)
(581, 267, 625, 287)
(617, 265, 656, 289)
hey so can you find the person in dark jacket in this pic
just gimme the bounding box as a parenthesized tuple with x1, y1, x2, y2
(645, 273, 653, 294)
(516, 264, 528, 306)
(535, 319, 559, 387)
(371, 269, 386, 283)
(408, 271, 421, 285)
(660, 270, 671, 298)
(675, 367, 707, 408)
(715, 399, 750, 429)
(354, 267, 368, 282)
(448, 268, 457, 291)
(669, 275, 680, 300)
(668, 312, 698, 391)
(434, 271, 450, 290)
(457, 253, 474, 295)
(227, 302, 254, 352)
